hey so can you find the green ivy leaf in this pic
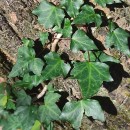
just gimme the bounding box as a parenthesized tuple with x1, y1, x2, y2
(83, 99, 105, 121)
(53, 18, 72, 38)
(13, 74, 42, 90)
(41, 52, 70, 81)
(94, 0, 122, 7)
(31, 120, 41, 130)
(29, 58, 44, 76)
(0, 83, 8, 108)
(32, 0, 65, 29)
(3, 106, 37, 130)
(71, 29, 97, 52)
(6, 99, 16, 110)
(60, 99, 104, 129)
(71, 62, 113, 98)
(38, 91, 61, 127)
(60, 0, 83, 17)
(9, 46, 44, 78)
(0, 95, 7, 108)
(0, 107, 9, 119)
(106, 26, 130, 56)
(73, 5, 102, 26)
(3, 115, 22, 130)
(15, 90, 31, 106)
(9, 46, 35, 78)
(22, 38, 35, 47)
(84, 51, 120, 63)
(60, 101, 84, 129)
(39, 32, 49, 46)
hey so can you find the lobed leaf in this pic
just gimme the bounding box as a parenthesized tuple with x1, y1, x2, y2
(29, 58, 44, 76)
(71, 62, 113, 98)
(73, 5, 102, 26)
(106, 25, 130, 56)
(32, 0, 65, 29)
(53, 18, 72, 38)
(9, 46, 44, 78)
(15, 90, 31, 106)
(41, 52, 70, 81)
(60, 0, 84, 17)
(38, 91, 61, 127)
(60, 99, 105, 129)
(71, 29, 97, 52)
(39, 32, 49, 46)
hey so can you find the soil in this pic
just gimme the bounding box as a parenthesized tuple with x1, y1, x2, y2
(0, 0, 130, 130)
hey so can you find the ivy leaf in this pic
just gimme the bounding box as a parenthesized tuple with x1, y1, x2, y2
(60, 99, 104, 129)
(31, 120, 41, 130)
(6, 99, 16, 110)
(13, 74, 42, 90)
(22, 38, 35, 47)
(0, 95, 7, 108)
(60, 101, 84, 129)
(84, 51, 120, 63)
(71, 29, 97, 52)
(32, 0, 65, 29)
(53, 18, 72, 38)
(41, 52, 70, 81)
(71, 62, 113, 98)
(13, 106, 37, 130)
(106, 26, 130, 56)
(83, 99, 105, 122)
(39, 32, 49, 46)
(2, 115, 22, 130)
(73, 5, 102, 26)
(0, 107, 9, 119)
(9, 46, 35, 78)
(15, 90, 31, 106)
(29, 58, 44, 76)
(38, 91, 61, 127)
(94, 0, 122, 7)
(0, 83, 8, 108)
(60, 0, 84, 17)
(9, 45, 44, 77)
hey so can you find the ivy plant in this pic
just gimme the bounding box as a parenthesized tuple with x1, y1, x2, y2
(0, 0, 130, 130)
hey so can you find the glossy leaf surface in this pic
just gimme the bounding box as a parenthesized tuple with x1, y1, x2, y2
(71, 62, 113, 98)
(60, 99, 105, 129)
(73, 5, 102, 26)
(106, 27, 130, 56)
(38, 91, 61, 126)
(60, 0, 83, 17)
(41, 52, 70, 81)
(32, 0, 65, 28)
(71, 30, 97, 52)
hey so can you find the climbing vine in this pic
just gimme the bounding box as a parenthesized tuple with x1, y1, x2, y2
(0, 0, 130, 130)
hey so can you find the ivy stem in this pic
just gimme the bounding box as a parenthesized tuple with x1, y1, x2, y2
(53, 37, 71, 40)
(51, 33, 62, 52)
(87, 51, 90, 62)
(37, 84, 47, 99)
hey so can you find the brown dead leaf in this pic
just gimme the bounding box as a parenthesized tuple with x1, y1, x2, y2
(9, 12, 18, 24)
(0, 77, 6, 83)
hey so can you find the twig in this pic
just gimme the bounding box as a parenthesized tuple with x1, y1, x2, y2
(37, 84, 47, 99)
(51, 33, 62, 52)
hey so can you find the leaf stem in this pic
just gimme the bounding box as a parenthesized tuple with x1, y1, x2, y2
(53, 37, 71, 40)
(87, 51, 90, 62)
(37, 84, 47, 99)
(51, 33, 62, 52)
